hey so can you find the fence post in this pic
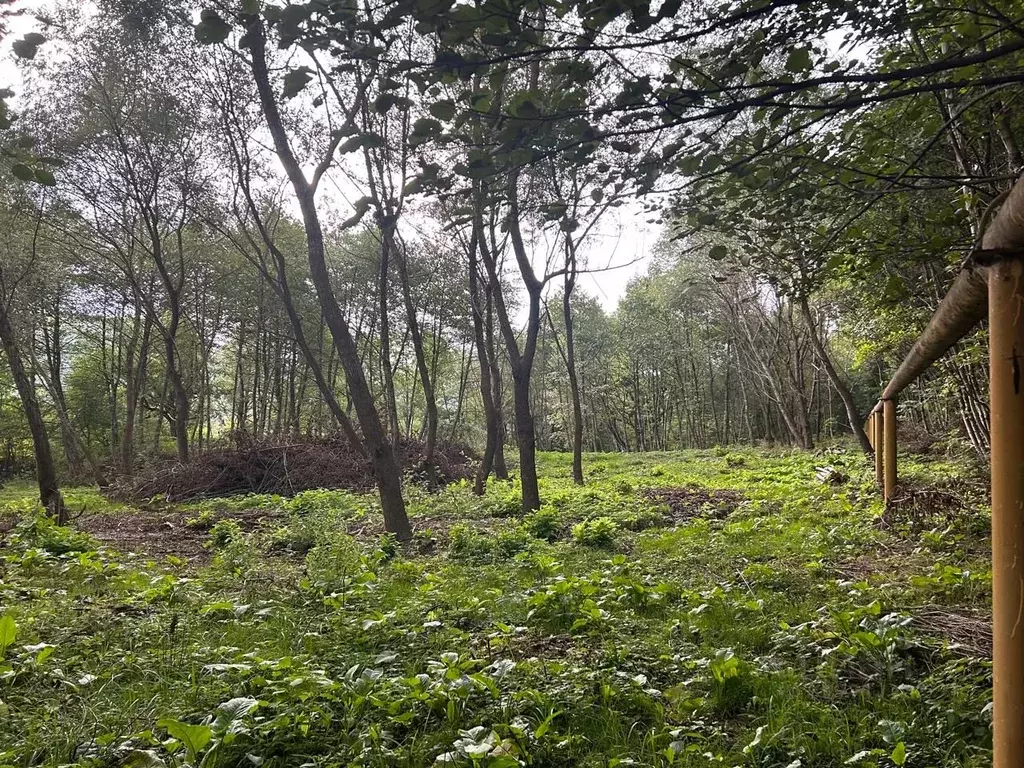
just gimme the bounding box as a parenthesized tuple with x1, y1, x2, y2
(874, 406, 884, 488)
(882, 398, 896, 502)
(989, 257, 1024, 768)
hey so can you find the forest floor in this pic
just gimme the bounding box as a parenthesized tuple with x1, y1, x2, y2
(0, 447, 994, 767)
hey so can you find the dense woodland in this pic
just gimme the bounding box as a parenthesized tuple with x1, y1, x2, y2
(1, 2, 1021, 767)
(0, 0, 1019, 535)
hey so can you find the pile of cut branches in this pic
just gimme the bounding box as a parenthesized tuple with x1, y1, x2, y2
(115, 438, 474, 502)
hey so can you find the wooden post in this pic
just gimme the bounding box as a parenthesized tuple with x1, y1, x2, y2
(883, 398, 896, 502)
(989, 257, 1024, 768)
(874, 405, 884, 489)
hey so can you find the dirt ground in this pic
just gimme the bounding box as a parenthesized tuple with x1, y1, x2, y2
(75, 507, 281, 564)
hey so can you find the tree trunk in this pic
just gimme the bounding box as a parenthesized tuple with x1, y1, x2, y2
(798, 295, 872, 454)
(486, 286, 509, 480)
(562, 256, 585, 485)
(512, 365, 541, 511)
(0, 302, 64, 522)
(468, 230, 499, 495)
(121, 308, 151, 477)
(248, 17, 410, 539)
(393, 232, 439, 473)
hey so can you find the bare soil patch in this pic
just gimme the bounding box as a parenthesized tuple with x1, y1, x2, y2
(77, 507, 280, 564)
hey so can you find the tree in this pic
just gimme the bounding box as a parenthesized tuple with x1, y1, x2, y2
(0, 191, 64, 520)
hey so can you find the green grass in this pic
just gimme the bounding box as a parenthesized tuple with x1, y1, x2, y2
(0, 447, 993, 767)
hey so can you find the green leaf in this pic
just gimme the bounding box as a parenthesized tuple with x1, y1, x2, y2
(10, 164, 33, 182)
(338, 136, 366, 154)
(195, 10, 231, 45)
(743, 725, 765, 753)
(373, 94, 399, 114)
(214, 696, 258, 735)
(282, 67, 313, 100)
(34, 168, 56, 187)
(241, 0, 261, 13)
(785, 48, 812, 73)
(12, 33, 45, 60)
(709, 245, 728, 261)
(428, 100, 456, 121)
(411, 118, 442, 137)
(342, 197, 374, 228)
(890, 742, 906, 766)
(121, 750, 168, 768)
(157, 719, 212, 762)
(0, 614, 15, 656)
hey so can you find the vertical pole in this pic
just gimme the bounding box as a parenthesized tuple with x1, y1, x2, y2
(866, 414, 875, 450)
(883, 398, 896, 502)
(990, 257, 1024, 768)
(874, 406, 884, 488)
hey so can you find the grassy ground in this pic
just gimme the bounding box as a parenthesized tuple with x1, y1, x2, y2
(0, 447, 993, 767)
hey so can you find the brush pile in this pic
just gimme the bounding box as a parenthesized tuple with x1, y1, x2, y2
(115, 438, 474, 502)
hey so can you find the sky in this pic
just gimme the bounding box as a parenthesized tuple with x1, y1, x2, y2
(0, 1, 659, 313)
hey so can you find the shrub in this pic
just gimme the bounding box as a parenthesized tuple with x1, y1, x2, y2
(482, 489, 522, 518)
(708, 649, 756, 715)
(376, 532, 399, 561)
(207, 519, 242, 549)
(305, 532, 363, 588)
(449, 522, 494, 562)
(266, 523, 315, 555)
(616, 506, 667, 531)
(12, 513, 96, 555)
(495, 525, 534, 557)
(571, 517, 619, 548)
(525, 505, 563, 541)
(286, 488, 359, 517)
(185, 509, 217, 531)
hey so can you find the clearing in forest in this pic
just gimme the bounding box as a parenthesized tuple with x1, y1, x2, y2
(0, 449, 992, 767)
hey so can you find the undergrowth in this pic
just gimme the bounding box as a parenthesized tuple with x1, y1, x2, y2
(0, 447, 992, 767)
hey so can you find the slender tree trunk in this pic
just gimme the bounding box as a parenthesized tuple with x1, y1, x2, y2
(394, 233, 439, 471)
(798, 295, 872, 454)
(377, 225, 401, 443)
(486, 286, 509, 480)
(468, 231, 499, 494)
(561, 258, 584, 485)
(122, 308, 150, 476)
(0, 301, 64, 522)
(248, 17, 409, 538)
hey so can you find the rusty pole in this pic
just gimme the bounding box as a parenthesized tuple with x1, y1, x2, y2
(989, 257, 1024, 768)
(882, 398, 896, 502)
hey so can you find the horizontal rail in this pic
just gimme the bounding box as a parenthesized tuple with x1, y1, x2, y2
(879, 175, 1024, 401)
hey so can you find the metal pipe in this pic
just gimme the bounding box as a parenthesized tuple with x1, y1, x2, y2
(989, 257, 1024, 768)
(883, 398, 897, 502)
